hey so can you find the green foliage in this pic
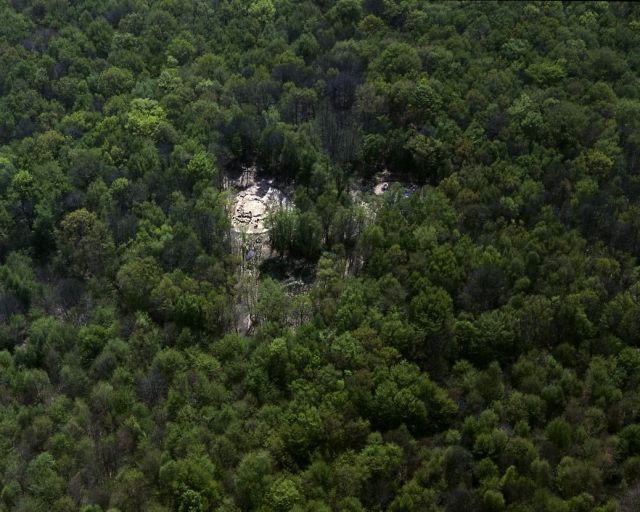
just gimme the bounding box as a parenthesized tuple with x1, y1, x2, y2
(184, 152, 218, 186)
(266, 208, 297, 256)
(126, 98, 167, 139)
(235, 450, 273, 508)
(116, 256, 163, 312)
(372, 42, 421, 80)
(265, 476, 303, 511)
(248, 0, 276, 25)
(159, 456, 221, 510)
(57, 208, 115, 278)
(0, 2, 638, 511)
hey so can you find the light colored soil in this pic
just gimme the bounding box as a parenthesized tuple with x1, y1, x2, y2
(231, 180, 290, 234)
(373, 182, 389, 196)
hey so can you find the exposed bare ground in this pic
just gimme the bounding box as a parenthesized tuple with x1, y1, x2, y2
(227, 166, 291, 235)
(231, 183, 290, 234)
(225, 166, 292, 334)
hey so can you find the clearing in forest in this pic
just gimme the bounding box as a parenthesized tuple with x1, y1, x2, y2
(231, 181, 290, 234)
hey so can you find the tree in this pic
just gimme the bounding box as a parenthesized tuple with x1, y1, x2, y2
(254, 277, 290, 326)
(266, 208, 297, 257)
(126, 98, 167, 139)
(556, 457, 602, 499)
(24, 452, 65, 509)
(409, 285, 453, 337)
(372, 42, 421, 79)
(235, 451, 273, 509)
(545, 418, 573, 452)
(294, 210, 323, 260)
(57, 209, 116, 279)
(158, 456, 221, 511)
(98, 66, 135, 96)
(111, 467, 148, 511)
(116, 256, 163, 312)
(184, 152, 218, 187)
(248, 0, 276, 26)
(265, 477, 302, 512)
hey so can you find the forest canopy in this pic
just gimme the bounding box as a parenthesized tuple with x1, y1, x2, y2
(1, 1, 640, 511)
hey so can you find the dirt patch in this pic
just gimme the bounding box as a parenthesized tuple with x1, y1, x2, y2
(227, 166, 291, 236)
(369, 170, 418, 197)
(373, 181, 390, 195)
(231, 181, 291, 234)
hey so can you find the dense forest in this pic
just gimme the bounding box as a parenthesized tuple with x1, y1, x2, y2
(2, 0, 640, 511)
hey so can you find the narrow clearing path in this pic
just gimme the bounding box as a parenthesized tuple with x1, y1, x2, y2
(226, 167, 292, 334)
